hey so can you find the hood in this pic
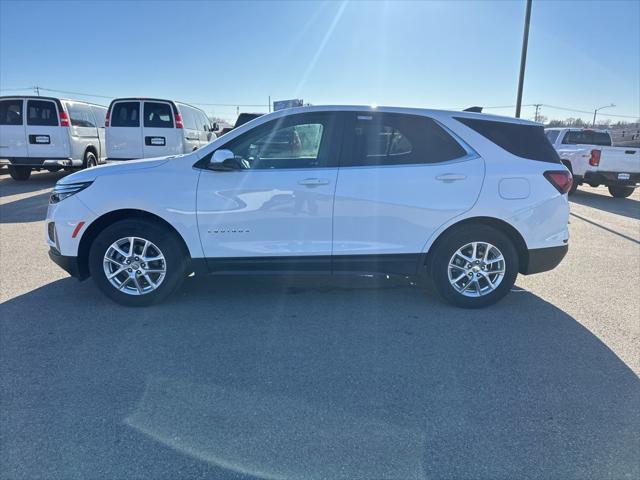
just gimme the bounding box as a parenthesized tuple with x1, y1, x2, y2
(58, 156, 177, 185)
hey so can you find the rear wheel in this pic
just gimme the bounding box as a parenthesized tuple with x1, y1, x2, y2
(88, 219, 188, 306)
(429, 224, 519, 308)
(608, 186, 634, 198)
(84, 151, 97, 169)
(8, 166, 31, 181)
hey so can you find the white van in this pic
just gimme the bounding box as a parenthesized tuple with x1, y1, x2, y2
(0, 96, 107, 180)
(105, 98, 216, 161)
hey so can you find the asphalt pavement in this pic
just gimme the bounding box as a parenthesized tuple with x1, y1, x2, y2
(1, 170, 639, 480)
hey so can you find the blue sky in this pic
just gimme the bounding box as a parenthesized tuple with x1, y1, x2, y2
(1, 0, 638, 123)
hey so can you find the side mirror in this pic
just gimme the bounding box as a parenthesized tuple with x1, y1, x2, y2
(209, 149, 236, 171)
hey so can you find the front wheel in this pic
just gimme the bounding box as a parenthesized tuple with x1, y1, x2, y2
(88, 219, 188, 306)
(84, 151, 97, 169)
(8, 166, 31, 181)
(429, 225, 519, 308)
(608, 186, 634, 198)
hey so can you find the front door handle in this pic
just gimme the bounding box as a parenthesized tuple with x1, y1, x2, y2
(436, 173, 467, 183)
(298, 178, 330, 186)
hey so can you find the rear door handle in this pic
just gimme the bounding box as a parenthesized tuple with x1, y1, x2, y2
(436, 173, 467, 183)
(298, 178, 330, 186)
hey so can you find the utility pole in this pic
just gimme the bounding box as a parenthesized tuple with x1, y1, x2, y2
(592, 103, 615, 127)
(533, 103, 542, 122)
(33, 85, 40, 96)
(515, 0, 532, 118)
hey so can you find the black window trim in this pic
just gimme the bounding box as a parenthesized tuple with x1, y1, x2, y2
(194, 111, 344, 171)
(338, 112, 474, 169)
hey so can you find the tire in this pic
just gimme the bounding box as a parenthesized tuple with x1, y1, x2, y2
(608, 186, 634, 198)
(429, 224, 519, 308)
(84, 151, 97, 169)
(88, 219, 188, 307)
(8, 166, 31, 181)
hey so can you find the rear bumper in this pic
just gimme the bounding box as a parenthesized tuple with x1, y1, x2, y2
(583, 171, 640, 187)
(48, 247, 86, 280)
(0, 157, 73, 167)
(522, 245, 568, 275)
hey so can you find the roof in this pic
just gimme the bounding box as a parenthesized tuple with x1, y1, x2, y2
(0, 95, 107, 108)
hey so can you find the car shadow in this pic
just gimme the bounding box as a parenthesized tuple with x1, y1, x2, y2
(570, 188, 640, 220)
(0, 191, 52, 223)
(1, 275, 638, 479)
(0, 170, 70, 198)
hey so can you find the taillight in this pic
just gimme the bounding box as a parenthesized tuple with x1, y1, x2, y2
(175, 113, 183, 129)
(59, 111, 70, 127)
(589, 149, 601, 166)
(544, 170, 573, 194)
(105, 109, 110, 127)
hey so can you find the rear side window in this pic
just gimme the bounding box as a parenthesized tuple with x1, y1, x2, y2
(111, 102, 140, 127)
(342, 113, 467, 167)
(562, 130, 612, 147)
(0, 99, 23, 125)
(199, 111, 210, 131)
(67, 103, 96, 128)
(180, 107, 198, 130)
(144, 102, 173, 128)
(545, 130, 559, 144)
(91, 106, 107, 127)
(455, 117, 560, 163)
(27, 100, 58, 126)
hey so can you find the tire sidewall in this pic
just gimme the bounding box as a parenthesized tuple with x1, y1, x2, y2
(88, 220, 187, 306)
(430, 225, 519, 308)
(84, 151, 97, 168)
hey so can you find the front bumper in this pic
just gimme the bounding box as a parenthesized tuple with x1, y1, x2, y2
(522, 245, 568, 275)
(0, 157, 73, 167)
(48, 247, 86, 279)
(583, 171, 640, 187)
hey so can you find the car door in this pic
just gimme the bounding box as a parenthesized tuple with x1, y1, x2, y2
(107, 101, 143, 159)
(196, 111, 341, 266)
(90, 105, 107, 160)
(142, 100, 180, 157)
(332, 112, 484, 272)
(0, 98, 27, 159)
(25, 99, 68, 160)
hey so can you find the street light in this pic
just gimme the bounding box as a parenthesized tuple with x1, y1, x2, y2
(592, 103, 615, 127)
(515, 0, 533, 118)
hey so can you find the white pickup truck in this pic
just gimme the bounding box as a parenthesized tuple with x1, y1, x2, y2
(545, 128, 639, 198)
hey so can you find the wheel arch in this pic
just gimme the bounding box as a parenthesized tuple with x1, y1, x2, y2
(83, 145, 99, 166)
(424, 216, 529, 275)
(77, 209, 191, 279)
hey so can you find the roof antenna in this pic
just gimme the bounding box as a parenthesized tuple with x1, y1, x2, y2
(463, 106, 483, 113)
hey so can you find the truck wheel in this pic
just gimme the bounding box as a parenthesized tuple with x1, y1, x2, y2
(8, 166, 31, 181)
(88, 219, 188, 307)
(84, 151, 97, 169)
(608, 186, 634, 198)
(429, 224, 519, 308)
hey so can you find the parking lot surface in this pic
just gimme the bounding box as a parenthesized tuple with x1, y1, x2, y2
(1, 171, 639, 479)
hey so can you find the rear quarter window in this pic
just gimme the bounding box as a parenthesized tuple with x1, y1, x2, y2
(0, 99, 23, 125)
(67, 103, 96, 128)
(111, 102, 140, 127)
(27, 100, 58, 126)
(455, 117, 560, 163)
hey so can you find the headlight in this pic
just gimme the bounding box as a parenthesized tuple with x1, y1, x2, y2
(50, 181, 93, 204)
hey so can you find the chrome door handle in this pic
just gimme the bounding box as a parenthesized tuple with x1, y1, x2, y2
(298, 178, 330, 186)
(436, 173, 467, 183)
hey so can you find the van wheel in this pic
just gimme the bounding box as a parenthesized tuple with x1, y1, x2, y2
(429, 224, 519, 308)
(84, 151, 97, 169)
(88, 219, 188, 307)
(8, 166, 31, 181)
(608, 186, 634, 198)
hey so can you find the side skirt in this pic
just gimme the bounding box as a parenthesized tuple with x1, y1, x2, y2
(191, 254, 424, 276)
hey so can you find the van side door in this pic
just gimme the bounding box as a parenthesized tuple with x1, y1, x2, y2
(180, 106, 200, 153)
(0, 98, 27, 160)
(66, 102, 99, 166)
(91, 105, 107, 161)
(25, 99, 68, 161)
(142, 101, 180, 158)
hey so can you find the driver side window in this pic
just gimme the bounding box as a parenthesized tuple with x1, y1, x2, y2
(221, 113, 334, 169)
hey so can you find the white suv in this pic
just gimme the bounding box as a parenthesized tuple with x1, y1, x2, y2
(46, 106, 571, 308)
